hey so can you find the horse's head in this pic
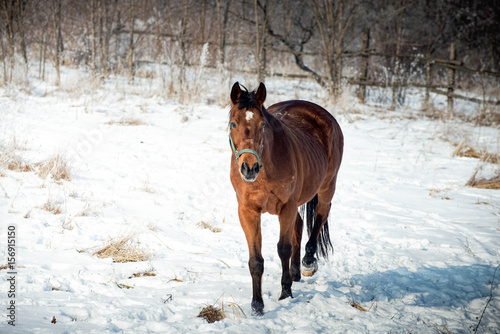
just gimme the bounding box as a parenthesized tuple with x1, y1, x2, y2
(229, 82, 267, 182)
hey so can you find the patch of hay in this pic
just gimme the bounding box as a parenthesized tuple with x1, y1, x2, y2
(92, 235, 152, 263)
(197, 293, 245, 323)
(198, 305, 224, 323)
(197, 221, 222, 233)
(481, 153, 500, 164)
(41, 199, 62, 215)
(106, 117, 146, 126)
(129, 271, 157, 278)
(36, 155, 71, 181)
(466, 171, 500, 189)
(0, 150, 33, 172)
(453, 139, 481, 159)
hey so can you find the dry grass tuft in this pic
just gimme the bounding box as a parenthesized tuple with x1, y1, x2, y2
(350, 301, 368, 312)
(0, 150, 33, 172)
(197, 293, 245, 323)
(466, 170, 500, 189)
(139, 180, 156, 193)
(129, 271, 157, 278)
(481, 152, 500, 164)
(452, 139, 481, 159)
(77, 202, 100, 217)
(197, 221, 222, 233)
(92, 235, 152, 263)
(106, 116, 146, 126)
(428, 323, 451, 334)
(36, 155, 71, 181)
(41, 199, 62, 215)
(429, 189, 451, 200)
(453, 139, 500, 165)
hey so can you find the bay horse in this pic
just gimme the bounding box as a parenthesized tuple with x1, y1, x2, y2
(228, 82, 343, 315)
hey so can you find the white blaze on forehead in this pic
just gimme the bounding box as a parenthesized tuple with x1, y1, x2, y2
(245, 110, 254, 121)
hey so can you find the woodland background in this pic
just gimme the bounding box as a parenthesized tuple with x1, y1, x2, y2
(1, 0, 499, 119)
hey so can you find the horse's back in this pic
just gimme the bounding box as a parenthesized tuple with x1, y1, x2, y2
(267, 100, 342, 148)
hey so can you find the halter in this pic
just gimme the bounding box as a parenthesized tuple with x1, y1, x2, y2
(228, 123, 265, 170)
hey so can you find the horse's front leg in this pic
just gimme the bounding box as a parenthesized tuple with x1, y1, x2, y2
(277, 202, 298, 300)
(238, 205, 264, 316)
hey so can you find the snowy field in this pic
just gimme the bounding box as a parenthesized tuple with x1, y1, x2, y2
(1, 70, 499, 333)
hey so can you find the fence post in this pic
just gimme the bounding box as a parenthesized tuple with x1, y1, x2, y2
(358, 28, 370, 104)
(424, 52, 431, 109)
(447, 43, 456, 115)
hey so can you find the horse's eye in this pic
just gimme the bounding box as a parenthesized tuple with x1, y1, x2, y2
(231, 122, 237, 128)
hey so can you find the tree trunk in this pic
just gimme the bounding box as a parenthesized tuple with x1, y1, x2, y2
(200, 0, 207, 43)
(51, 0, 62, 85)
(128, 0, 135, 82)
(254, 0, 262, 82)
(1, 0, 15, 82)
(424, 52, 431, 108)
(155, 0, 164, 87)
(1, 34, 7, 83)
(39, 30, 44, 79)
(90, 0, 96, 78)
(215, 0, 230, 66)
(98, 0, 105, 78)
(358, 28, 369, 103)
(389, 8, 403, 111)
(16, 0, 28, 65)
(447, 42, 456, 116)
(115, 9, 121, 71)
(179, 0, 190, 91)
(103, 0, 116, 78)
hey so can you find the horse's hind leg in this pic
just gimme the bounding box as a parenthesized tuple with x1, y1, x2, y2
(291, 212, 303, 282)
(302, 176, 337, 276)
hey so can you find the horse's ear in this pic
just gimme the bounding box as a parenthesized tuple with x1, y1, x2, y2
(255, 82, 266, 106)
(231, 82, 241, 105)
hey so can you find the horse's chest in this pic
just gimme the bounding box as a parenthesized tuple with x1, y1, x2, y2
(258, 190, 284, 215)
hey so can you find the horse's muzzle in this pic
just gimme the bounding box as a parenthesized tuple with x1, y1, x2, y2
(240, 161, 260, 182)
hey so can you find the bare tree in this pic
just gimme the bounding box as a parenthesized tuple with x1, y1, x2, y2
(127, 0, 135, 82)
(265, 0, 322, 85)
(1, 0, 16, 82)
(215, 0, 231, 66)
(90, 0, 96, 77)
(311, 0, 360, 99)
(51, 0, 62, 85)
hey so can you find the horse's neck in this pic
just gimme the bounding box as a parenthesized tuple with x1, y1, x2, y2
(262, 110, 290, 165)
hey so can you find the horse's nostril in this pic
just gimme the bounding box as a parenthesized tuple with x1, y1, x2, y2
(241, 162, 249, 175)
(252, 163, 260, 174)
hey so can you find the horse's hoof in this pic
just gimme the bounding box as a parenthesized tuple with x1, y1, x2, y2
(251, 300, 264, 316)
(301, 262, 318, 277)
(301, 258, 318, 277)
(279, 288, 293, 300)
(301, 267, 318, 277)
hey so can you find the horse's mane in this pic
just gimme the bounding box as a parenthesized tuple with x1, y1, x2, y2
(236, 85, 260, 110)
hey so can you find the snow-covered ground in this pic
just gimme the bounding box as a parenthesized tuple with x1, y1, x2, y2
(1, 71, 499, 333)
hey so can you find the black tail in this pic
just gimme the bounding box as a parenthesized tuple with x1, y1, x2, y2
(304, 194, 333, 259)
